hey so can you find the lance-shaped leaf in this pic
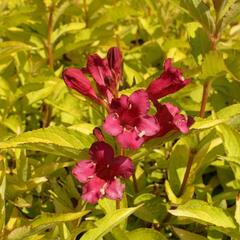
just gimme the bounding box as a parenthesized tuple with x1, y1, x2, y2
(180, 0, 215, 34)
(216, 124, 240, 185)
(81, 206, 142, 240)
(169, 200, 237, 229)
(0, 127, 94, 159)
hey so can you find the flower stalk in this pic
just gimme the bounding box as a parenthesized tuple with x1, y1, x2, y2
(42, 3, 54, 128)
(63, 47, 192, 204)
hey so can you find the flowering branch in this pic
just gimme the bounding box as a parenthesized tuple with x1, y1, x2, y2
(62, 47, 192, 204)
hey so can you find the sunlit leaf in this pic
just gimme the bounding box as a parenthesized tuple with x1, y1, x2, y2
(0, 127, 94, 158)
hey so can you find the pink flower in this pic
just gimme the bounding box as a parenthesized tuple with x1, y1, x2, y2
(62, 67, 100, 103)
(87, 47, 123, 103)
(103, 90, 159, 149)
(72, 141, 134, 204)
(155, 103, 189, 137)
(147, 59, 190, 102)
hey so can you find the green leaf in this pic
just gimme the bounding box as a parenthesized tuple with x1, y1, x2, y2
(216, 104, 240, 119)
(169, 200, 237, 229)
(111, 227, 130, 240)
(216, 124, 240, 184)
(81, 206, 142, 240)
(180, 0, 215, 33)
(134, 194, 169, 223)
(0, 126, 94, 158)
(215, 0, 236, 21)
(7, 211, 89, 240)
(128, 228, 168, 240)
(191, 118, 226, 130)
(52, 22, 86, 43)
(0, 157, 6, 232)
(0, 41, 33, 62)
(168, 140, 189, 194)
(201, 51, 226, 79)
(189, 28, 211, 63)
(173, 227, 208, 240)
(33, 161, 75, 177)
(31, 211, 89, 228)
(235, 194, 240, 226)
(212, 0, 225, 15)
(165, 180, 194, 205)
(225, 51, 240, 81)
(220, 1, 240, 32)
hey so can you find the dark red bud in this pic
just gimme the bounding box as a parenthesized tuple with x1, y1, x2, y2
(93, 127, 105, 142)
(62, 67, 100, 103)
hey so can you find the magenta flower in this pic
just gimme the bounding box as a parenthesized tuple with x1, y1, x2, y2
(155, 103, 189, 137)
(87, 47, 123, 102)
(62, 67, 100, 103)
(147, 59, 190, 102)
(72, 141, 134, 204)
(103, 90, 160, 149)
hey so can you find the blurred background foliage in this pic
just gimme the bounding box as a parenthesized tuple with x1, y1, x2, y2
(1, 0, 240, 239)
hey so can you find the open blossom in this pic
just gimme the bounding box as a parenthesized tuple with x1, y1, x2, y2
(147, 58, 190, 102)
(72, 141, 134, 204)
(154, 103, 190, 137)
(103, 90, 159, 149)
(63, 47, 122, 104)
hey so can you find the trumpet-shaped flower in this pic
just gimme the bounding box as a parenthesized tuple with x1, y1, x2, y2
(147, 59, 190, 101)
(103, 90, 159, 149)
(72, 142, 134, 204)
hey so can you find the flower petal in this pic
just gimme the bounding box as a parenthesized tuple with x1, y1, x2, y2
(129, 89, 150, 114)
(156, 103, 189, 136)
(112, 156, 134, 179)
(155, 103, 176, 136)
(103, 113, 123, 136)
(117, 130, 144, 149)
(72, 160, 96, 183)
(62, 67, 99, 102)
(87, 54, 115, 103)
(82, 177, 106, 204)
(87, 54, 111, 86)
(137, 115, 160, 136)
(89, 141, 114, 165)
(110, 95, 129, 113)
(105, 179, 125, 200)
(173, 114, 189, 133)
(160, 102, 180, 115)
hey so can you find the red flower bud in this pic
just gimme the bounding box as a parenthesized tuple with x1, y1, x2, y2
(107, 47, 123, 82)
(62, 67, 100, 103)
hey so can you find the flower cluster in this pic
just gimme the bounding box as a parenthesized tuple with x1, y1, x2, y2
(63, 47, 191, 203)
